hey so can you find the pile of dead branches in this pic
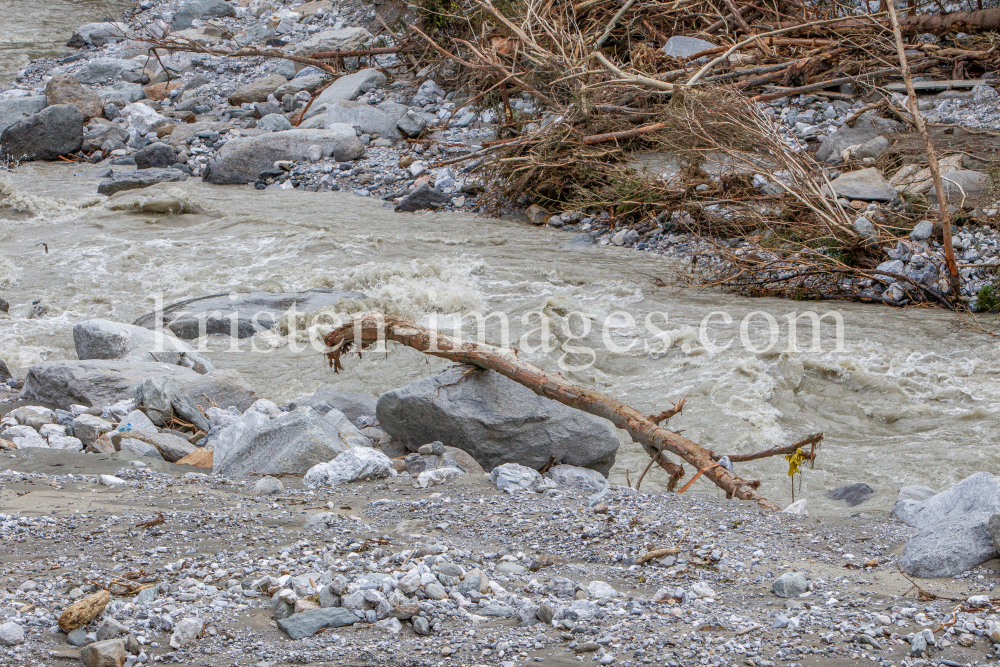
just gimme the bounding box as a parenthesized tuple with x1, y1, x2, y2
(395, 0, 993, 306)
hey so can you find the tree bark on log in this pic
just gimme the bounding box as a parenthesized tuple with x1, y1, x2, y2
(58, 590, 110, 631)
(778, 8, 1000, 34)
(324, 312, 783, 511)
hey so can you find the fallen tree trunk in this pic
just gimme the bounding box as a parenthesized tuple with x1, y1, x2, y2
(324, 312, 792, 510)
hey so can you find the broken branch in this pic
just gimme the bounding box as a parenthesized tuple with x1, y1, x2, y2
(324, 312, 783, 510)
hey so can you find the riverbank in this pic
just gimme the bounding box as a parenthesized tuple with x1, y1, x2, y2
(2, 3, 1000, 666)
(2, 0, 1000, 312)
(5, 446, 1000, 667)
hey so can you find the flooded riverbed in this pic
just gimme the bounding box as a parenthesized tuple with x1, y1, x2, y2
(1, 162, 998, 514)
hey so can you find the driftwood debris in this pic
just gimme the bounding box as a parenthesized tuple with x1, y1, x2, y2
(58, 590, 110, 631)
(324, 313, 825, 511)
(708, 433, 822, 464)
(637, 547, 680, 563)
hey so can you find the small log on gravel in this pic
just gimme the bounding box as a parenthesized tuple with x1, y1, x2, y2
(324, 312, 782, 510)
(58, 589, 110, 631)
(638, 547, 681, 563)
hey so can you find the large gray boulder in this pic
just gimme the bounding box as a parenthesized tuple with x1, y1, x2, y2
(900, 513, 997, 578)
(202, 127, 364, 184)
(171, 0, 236, 30)
(67, 22, 127, 48)
(76, 58, 144, 85)
(19, 360, 254, 411)
(303, 69, 386, 120)
(376, 368, 619, 475)
(73, 318, 214, 374)
(19, 360, 199, 409)
(1, 105, 83, 162)
(0, 96, 46, 135)
(300, 101, 399, 138)
(815, 111, 902, 163)
(289, 27, 372, 57)
(132, 288, 367, 339)
(893, 473, 1000, 577)
(98, 168, 188, 195)
(212, 406, 370, 476)
(892, 472, 1000, 528)
(288, 387, 376, 423)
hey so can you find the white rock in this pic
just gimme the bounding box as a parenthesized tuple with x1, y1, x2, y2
(169, 617, 203, 649)
(0, 425, 46, 448)
(38, 423, 66, 439)
(122, 103, 170, 135)
(416, 466, 462, 488)
(396, 569, 420, 594)
(587, 581, 619, 599)
(783, 499, 809, 516)
(48, 435, 84, 451)
(489, 463, 555, 494)
(99, 474, 127, 486)
(254, 476, 284, 496)
(691, 581, 716, 598)
(303, 447, 394, 487)
(246, 399, 282, 419)
(17, 406, 54, 420)
(375, 617, 402, 634)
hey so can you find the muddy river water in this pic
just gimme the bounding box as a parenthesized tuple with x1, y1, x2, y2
(0, 0, 133, 85)
(1, 162, 998, 515)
